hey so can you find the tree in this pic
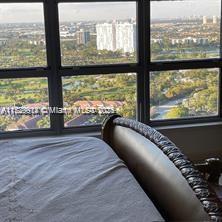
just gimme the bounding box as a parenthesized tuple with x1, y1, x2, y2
(36, 116, 50, 128)
(165, 105, 189, 119)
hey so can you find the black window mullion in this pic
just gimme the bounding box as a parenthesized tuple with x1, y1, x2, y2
(136, 0, 145, 122)
(59, 64, 141, 76)
(0, 69, 49, 79)
(144, 0, 150, 124)
(219, 0, 222, 118)
(44, 0, 64, 134)
(150, 59, 222, 72)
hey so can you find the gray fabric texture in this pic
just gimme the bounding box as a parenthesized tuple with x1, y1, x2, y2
(0, 136, 164, 222)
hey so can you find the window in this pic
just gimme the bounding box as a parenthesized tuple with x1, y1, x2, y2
(63, 73, 137, 127)
(0, 78, 49, 132)
(149, 0, 222, 125)
(0, 3, 47, 69)
(1, 0, 222, 137)
(59, 2, 137, 66)
(151, 0, 221, 61)
(150, 69, 219, 120)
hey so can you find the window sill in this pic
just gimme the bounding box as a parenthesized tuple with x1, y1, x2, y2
(155, 121, 222, 131)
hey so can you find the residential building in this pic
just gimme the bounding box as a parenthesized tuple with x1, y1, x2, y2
(152, 38, 163, 44)
(116, 23, 136, 53)
(76, 29, 90, 45)
(96, 22, 136, 53)
(213, 15, 218, 24)
(96, 23, 116, 51)
(29, 39, 46, 46)
(203, 16, 208, 25)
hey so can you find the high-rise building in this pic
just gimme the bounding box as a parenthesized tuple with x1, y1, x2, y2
(76, 29, 90, 45)
(116, 23, 136, 53)
(96, 22, 136, 53)
(203, 16, 208, 25)
(96, 23, 116, 51)
(213, 16, 218, 24)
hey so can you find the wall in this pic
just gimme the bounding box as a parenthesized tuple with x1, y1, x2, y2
(158, 123, 222, 162)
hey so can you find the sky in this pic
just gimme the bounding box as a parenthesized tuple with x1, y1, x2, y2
(0, 1, 220, 23)
(151, 0, 220, 19)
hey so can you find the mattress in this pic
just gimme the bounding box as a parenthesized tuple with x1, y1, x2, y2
(0, 136, 164, 222)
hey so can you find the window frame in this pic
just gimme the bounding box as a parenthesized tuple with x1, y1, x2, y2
(58, 1, 139, 67)
(0, 0, 221, 139)
(147, 0, 222, 127)
(57, 0, 143, 132)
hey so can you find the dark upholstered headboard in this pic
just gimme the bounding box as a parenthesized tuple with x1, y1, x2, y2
(102, 115, 222, 221)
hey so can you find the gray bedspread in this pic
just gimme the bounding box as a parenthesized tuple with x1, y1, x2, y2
(0, 136, 164, 222)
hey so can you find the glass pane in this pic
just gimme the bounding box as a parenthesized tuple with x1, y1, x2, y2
(150, 69, 219, 120)
(59, 2, 137, 66)
(63, 73, 136, 127)
(0, 78, 50, 131)
(0, 3, 47, 69)
(151, 0, 221, 61)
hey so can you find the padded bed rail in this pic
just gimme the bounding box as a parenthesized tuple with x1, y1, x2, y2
(102, 115, 222, 221)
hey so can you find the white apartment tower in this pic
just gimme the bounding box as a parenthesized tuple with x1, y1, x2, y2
(203, 16, 208, 25)
(213, 16, 218, 24)
(96, 22, 136, 53)
(116, 23, 136, 53)
(96, 23, 116, 51)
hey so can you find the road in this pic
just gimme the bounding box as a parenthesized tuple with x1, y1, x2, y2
(152, 98, 184, 120)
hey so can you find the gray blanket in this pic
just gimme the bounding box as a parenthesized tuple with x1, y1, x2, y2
(0, 136, 164, 222)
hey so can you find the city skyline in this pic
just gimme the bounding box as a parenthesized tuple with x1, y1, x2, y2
(0, 1, 220, 23)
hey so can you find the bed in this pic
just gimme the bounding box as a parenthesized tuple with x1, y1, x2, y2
(1, 115, 222, 221)
(0, 132, 163, 221)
